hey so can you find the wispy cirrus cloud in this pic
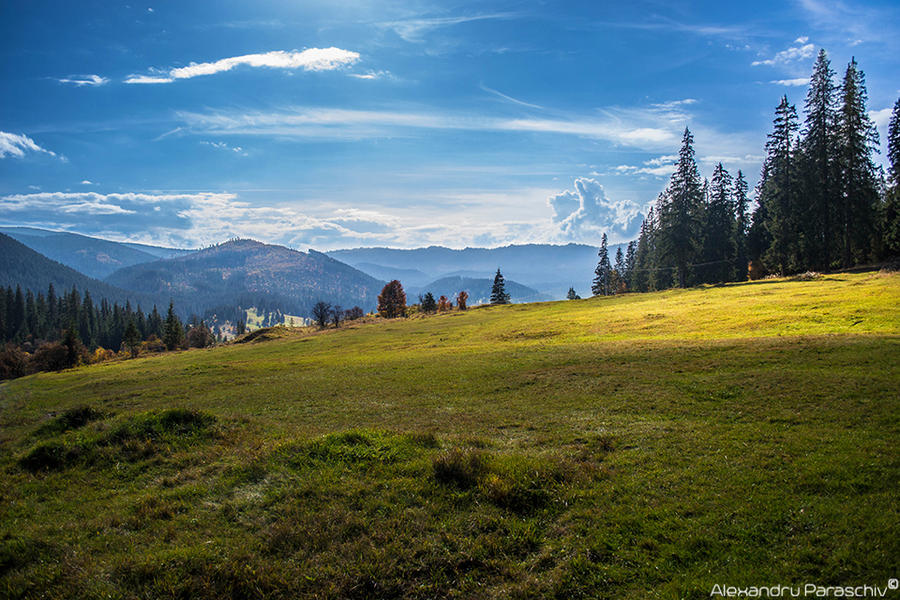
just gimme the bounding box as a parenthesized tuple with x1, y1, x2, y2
(57, 74, 108, 86)
(378, 13, 520, 42)
(125, 48, 360, 84)
(0, 131, 60, 160)
(175, 101, 690, 150)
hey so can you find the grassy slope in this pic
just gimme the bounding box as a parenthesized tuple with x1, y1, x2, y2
(1, 271, 898, 599)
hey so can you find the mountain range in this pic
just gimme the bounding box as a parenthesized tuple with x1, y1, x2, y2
(1, 228, 622, 319)
(327, 243, 624, 299)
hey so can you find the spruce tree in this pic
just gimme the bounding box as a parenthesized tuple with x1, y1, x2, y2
(883, 98, 900, 255)
(836, 57, 880, 266)
(566, 287, 580, 300)
(625, 240, 637, 289)
(591, 234, 612, 296)
(613, 247, 626, 293)
(733, 170, 750, 280)
(163, 301, 184, 351)
(421, 292, 437, 313)
(490, 269, 510, 304)
(658, 128, 703, 287)
(701, 162, 737, 283)
(123, 320, 141, 358)
(760, 95, 801, 274)
(800, 49, 839, 269)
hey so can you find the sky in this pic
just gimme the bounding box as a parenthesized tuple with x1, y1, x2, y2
(1, 0, 898, 251)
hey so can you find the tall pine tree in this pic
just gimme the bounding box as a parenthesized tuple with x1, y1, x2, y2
(883, 98, 900, 256)
(657, 128, 703, 287)
(800, 49, 840, 270)
(836, 57, 880, 266)
(490, 269, 510, 304)
(592, 234, 613, 296)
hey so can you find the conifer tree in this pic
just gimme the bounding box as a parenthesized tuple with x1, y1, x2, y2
(123, 320, 141, 358)
(421, 292, 437, 313)
(658, 128, 703, 286)
(490, 269, 510, 304)
(836, 57, 880, 266)
(163, 301, 184, 350)
(701, 162, 737, 283)
(592, 234, 612, 295)
(625, 240, 637, 289)
(613, 247, 626, 293)
(733, 170, 750, 280)
(760, 95, 801, 274)
(566, 287, 580, 300)
(800, 49, 839, 269)
(883, 98, 900, 255)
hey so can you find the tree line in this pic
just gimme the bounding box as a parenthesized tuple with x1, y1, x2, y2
(0, 283, 215, 379)
(591, 49, 900, 295)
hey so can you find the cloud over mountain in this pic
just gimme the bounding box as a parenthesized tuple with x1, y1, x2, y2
(548, 178, 642, 242)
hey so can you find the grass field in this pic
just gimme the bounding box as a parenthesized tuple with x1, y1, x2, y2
(1, 271, 898, 599)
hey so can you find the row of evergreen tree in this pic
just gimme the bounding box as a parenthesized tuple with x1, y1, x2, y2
(593, 49, 899, 294)
(0, 283, 186, 352)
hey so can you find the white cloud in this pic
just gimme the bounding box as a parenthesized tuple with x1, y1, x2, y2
(548, 178, 642, 242)
(80, 180, 94, 185)
(200, 140, 248, 155)
(751, 42, 815, 66)
(126, 48, 359, 84)
(870, 107, 893, 129)
(125, 75, 174, 84)
(348, 70, 392, 81)
(795, 36, 809, 44)
(0, 131, 58, 159)
(58, 74, 108, 86)
(771, 78, 809, 86)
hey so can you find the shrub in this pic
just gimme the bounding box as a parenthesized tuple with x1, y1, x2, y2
(30, 342, 72, 372)
(0, 344, 29, 380)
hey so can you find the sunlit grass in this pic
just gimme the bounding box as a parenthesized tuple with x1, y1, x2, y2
(1, 270, 898, 598)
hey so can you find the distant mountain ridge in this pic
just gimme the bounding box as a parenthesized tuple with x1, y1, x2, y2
(104, 239, 385, 317)
(414, 276, 549, 305)
(0, 226, 192, 279)
(0, 233, 160, 308)
(328, 243, 627, 300)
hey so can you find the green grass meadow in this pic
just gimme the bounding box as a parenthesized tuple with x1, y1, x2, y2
(1, 271, 898, 598)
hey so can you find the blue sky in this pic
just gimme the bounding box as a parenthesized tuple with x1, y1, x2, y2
(1, 0, 898, 250)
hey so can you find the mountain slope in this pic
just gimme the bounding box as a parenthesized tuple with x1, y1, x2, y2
(105, 239, 384, 317)
(328, 243, 627, 300)
(414, 275, 549, 304)
(0, 227, 191, 279)
(0, 233, 158, 306)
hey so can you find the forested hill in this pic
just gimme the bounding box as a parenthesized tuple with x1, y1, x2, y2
(104, 239, 385, 317)
(0, 226, 191, 279)
(0, 233, 159, 308)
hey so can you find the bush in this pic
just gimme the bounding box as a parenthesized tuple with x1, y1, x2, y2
(142, 335, 166, 353)
(30, 342, 72, 372)
(0, 344, 29, 380)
